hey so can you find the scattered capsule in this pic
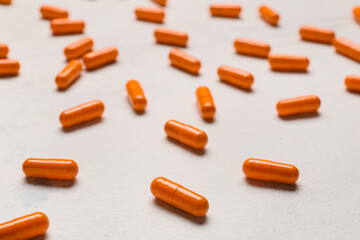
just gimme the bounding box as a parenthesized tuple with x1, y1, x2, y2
(333, 37, 360, 63)
(268, 54, 310, 72)
(152, 0, 167, 7)
(234, 37, 271, 58)
(151, 177, 209, 217)
(218, 65, 254, 89)
(345, 74, 360, 92)
(126, 80, 147, 112)
(40, 5, 68, 20)
(196, 86, 216, 120)
(55, 59, 82, 89)
(259, 5, 279, 26)
(0, 59, 20, 76)
(154, 27, 188, 47)
(169, 48, 201, 75)
(276, 95, 321, 116)
(64, 37, 94, 60)
(82, 47, 118, 70)
(0, 212, 49, 240)
(243, 158, 299, 184)
(299, 25, 335, 44)
(135, 7, 165, 23)
(50, 19, 85, 35)
(59, 99, 105, 128)
(0, 0, 11, 4)
(353, 6, 360, 23)
(0, 43, 9, 58)
(210, 4, 241, 18)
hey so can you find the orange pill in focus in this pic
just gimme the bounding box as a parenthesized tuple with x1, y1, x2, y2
(0, 43, 9, 58)
(126, 80, 147, 112)
(299, 25, 335, 44)
(353, 6, 360, 23)
(196, 86, 216, 120)
(234, 37, 271, 58)
(154, 27, 188, 47)
(64, 37, 94, 60)
(333, 37, 360, 63)
(135, 7, 165, 23)
(259, 5, 279, 26)
(210, 4, 241, 18)
(169, 48, 201, 75)
(0, 59, 20, 76)
(51, 19, 85, 35)
(55, 59, 82, 89)
(268, 54, 309, 72)
(276, 95, 321, 116)
(83, 47, 118, 70)
(345, 74, 360, 92)
(40, 5, 68, 20)
(218, 65, 254, 89)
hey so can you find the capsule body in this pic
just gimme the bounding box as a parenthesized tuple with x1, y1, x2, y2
(196, 86, 216, 120)
(0, 59, 20, 76)
(169, 48, 201, 75)
(60, 99, 105, 127)
(82, 47, 118, 70)
(154, 27, 188, 47)
(268, 54, 309, 72)
(299, 25, 335, 44)
(234, 37, 270, 58)
(259, 5, 279, 26)
(135, 7, 165, 23)
(55, 60, 82, 89)
(64, 37, 94, 60)
(0, 212, 49, 240)
(165, 120, 208, 149)
(126, 80, 147, 111)
(353, 6, 360, 23)
(210, 4, 241, 18)
(276, 95, 320, 116)
(151, 177, 209, 217)
(218, 65, 254, 89)
(0, 43, 9, 58)
(333, 37, 360, 63)
(153, 0, 167, 7)
(345, 74, 360, 92)
(243, 158, 299, 184)
(40, 5, 68, 20)
(51, 19, 85, 35)
(0, 0, 11, 4)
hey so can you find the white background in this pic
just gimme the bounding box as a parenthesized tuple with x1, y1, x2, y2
(1, 0, 360, 239)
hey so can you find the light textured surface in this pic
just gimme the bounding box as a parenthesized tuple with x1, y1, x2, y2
(1, 0, 360, 239)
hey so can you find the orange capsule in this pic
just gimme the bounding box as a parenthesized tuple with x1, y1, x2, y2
(243, 158, 299, 184)
(299, 25, 335, 44)
(333, 37, 360, 63)
(259, 5, 279, 26)
(50, 19, 85, 35)
(154, 27, 188, 47)
(169, 48, 201, 75)
(0, 59, 20, 76)
(82, 47, 118, 70)
(126, 80, 147, 111)
(0, 212, 49, 240)
(276, 95, 321, 116)
(353, 6, 360, 23)
(59, 99, 105, 128)
(64, 37, 94, 60)
(0, 0, 11, 4)
(153, 0, 167, 7)
(40, 5, 68, 20)
(345, 74, 360, 92)
(55, 59, 82, 89)
(135, 7, 165, 23)
(218, 65, 254, 89)
(23, 158, 79, 180)
(210, 4, 241, 18)
(0, 43, 9, 58)
(196, 86, 216, 120)
(234, 37, 271, 58)
(151, 177, 209, 217)
(268, 54, 310, 72)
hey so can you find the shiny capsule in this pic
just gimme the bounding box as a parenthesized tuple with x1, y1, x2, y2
(40, 5, 68, 20)
(135, 7, 165, 23)
(50, 19, 85, 35)
(276, 95, 321, 116)
(243, 158, 299, 184)
(333, 37, 360, 63)
(154, 27, 188, 47)
(234, 37, 270, 58)
(353, 6, 360, 23)
(151, 177, 209, 217)
(210, 4, 241, 18)
(64, 37, 94, 60)
(259, 5, 279, 26)
(196, 86, 216, 120)
(0, 59, 20, 76)
(0, 212, 49, 240)
(126, 80, 147, 111)
(218, 65, 254, 89)
(169, 48, 201, 75)
(0, 0, 11, 4)
(268, 54, 309, 72)
(55, 59, 82, 89)
(345, 74, 360, 92)
(83, 47, 118, 70)
(0, 43, 9, 58)
(60, 99, 105, 128)
(299, 25, 335, 44)
(153, 0, 167, 6)
(165, 120, 208, 149)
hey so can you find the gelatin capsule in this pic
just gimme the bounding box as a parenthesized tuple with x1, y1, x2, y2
(0, 212, 49, 240)
(268, 54, 309, 72)
(169, 48, 201, 75)
(51, 19, 85, 35)
(55, 59, 82, 89)
(164, 120, 208, 149)
(0, 59, 20, 76)
(234, 37, 270, 58)
(259, 5, 279, 26)
(60, 99, 105, 128)
(0, 0, 11, 4)
(333, 37, 360, 63)
(82, 47, 118, 70)
(196, 86, 216, 119)
(218, 65, 254, 89)
(64, 37, 94, 60)
(299, 25, 335, 44)
(23, 158, 79, 180)
(40, 5, 68, 20)
(243, 158, 299, 184)
(0, 43, 9, 58)
(345, 74, 360, 92)
(151, 177, 209, 217)
(126, 80, 147, 111)
(276, 95, 321, 116)
(135, 7, 165, 23)
(353, 6, 360, 23)
(210, 4, 241, 18)
(153, 0, 167, 7)
(154, 27, 188, 47)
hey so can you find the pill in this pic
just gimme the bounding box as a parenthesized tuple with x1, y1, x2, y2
(299, 25, 335, 44)
(64, 37, 94, 60)
(55, 59, 82, 89)
(51, 19, 85, 35)
(268, 54, 310, 72)
(243, 158, 299, 184)
(135, 7, 165, 23)
(169, 48, 201, 75)
(333, 37, 360, 63)
(0, 43, 9, 58)
(164, 120, 208, 149)
(0, 212, 49, 240)
(59, 99, 105, 128)
(154, 27, 188, 47)
(218, 65, 254, 89)
(126, 80, 147, 111)
(151, 177, 209, 217)
(196, 86, 216, 119)
(82, 47, 118, 70)
(0, 59, 20, 76)
(353, 6, 360, 23)
(210, 4, 241, 18)
(23, 158, 79, 180)
(40, 5, 68, 20)
(276, 95, 321, 116)
(345, 74, 360, 92)
(234, 37, 270, 58)
(152, 0, 167, 7)
(259, 5, 279, 26)
(0, 0, 11, 4)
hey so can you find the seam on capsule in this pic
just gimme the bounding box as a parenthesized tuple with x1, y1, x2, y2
(171, 186, 181, 205)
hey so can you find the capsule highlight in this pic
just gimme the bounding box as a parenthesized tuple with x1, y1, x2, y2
(299, 25, 335, 44)
(345, 74, 360, 92)
(169, 48, 201, 75)
(259, 5, 279, 26)
(0, 59, 20, 76)
(40, 5, 68, 20)
(276, 95, 321, 116)
(333, 37, 360, 63)
(0, 43, 9, 59)
(51, 19, 85, 35)
(55, 60, 82, 89)
(154, 27, 188, 47)
(210, 4, 241, 18)
(268, 54, 309, 72)
(64, 37, 94, 60)
(135, 7, 165, 23)
(196, 86, 216, 120)
(218, 65, 254, 89)
(126, 80, 147, 112)
(82, 47, 118, 70)
(234, 37, 270, 58)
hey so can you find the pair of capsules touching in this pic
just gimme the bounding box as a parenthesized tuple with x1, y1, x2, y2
(169, 48, 201, 75)
(135, 7, 165, 23)
(276, 95, 321, 117)
(40, 5, 68, 20)
(0, 43, 20, 76)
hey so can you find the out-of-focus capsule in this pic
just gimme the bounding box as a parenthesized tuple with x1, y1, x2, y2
(152, 0, 167, 7)
(164, 120, 208, 149)
(243, 158, 299, 184)
(169, 48, 201, 75)
(82, 47, 118, 70)
(151, 177, 209, 217)
(259, 5, 279, 26)
(333, 37, 360, 63)
(276, 95, 321, 116)
(234, 37, 270, 58)
(353, 6, 360, 23)
(0, 212, 49, 240)
(40, 5, 68, 20)
(268, 54, 310, 72)
(135, 7, 165, 23)
(64, 37, 94, 60)
(55, 59, 82, 89)
(126, 80, 147, 112)
(210, 4, 241, 18)
(345, 74, 360, 92)
(299, 25, 335, 44)
(196, 86, 216, 120)
(0, 59, 20, 76)
(59, 99, 105, 128)
(218, 65, 254, 89)
(23, 158, 79, 180)
(51, 19, 85, 35)
(0, 0, 11, 5)
(154, 27, 188, 47)
(0, 43, 9, 58)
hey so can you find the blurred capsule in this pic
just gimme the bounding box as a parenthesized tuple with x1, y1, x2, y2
(154, 27, 188, 47)
(259, 5, 279, 26)
(169, 48, 201, 75)
(40, 5, 68, 20)
(82, 47, 118, 70)
(0, 43, 9, 58)
(268, 54, 310, 72)
(64, 37, 94, 60)
(333, 37, 360, 63)
(135, 7, 165, 23)
(234, 37, 271, 58)
(0, 59, 20, 76)
(299, 25, 335, 44)
(345, 74, 360, 92)
(51, 19, 85, 35)
(210, 4, 241, 18)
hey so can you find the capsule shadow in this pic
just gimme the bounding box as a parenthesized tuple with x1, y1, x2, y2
(30, 234, 47, 240)
(279, 112, 320, 121)
(0, 74, 19, 79)
(155, 41, 187, 48)
(219, 80, 253, 93)
(203, 118, 215, 124)
(270, 69, 309, 74)
(245, 178, 297, 191)
(346, 89, 360, 95)
(234, 52, 268, 60)
(166, 137, 206, 156)
(26, 177, 76, 188)
(85, 61, 117, 72)
(61, 117, 103, 133)
(335, 51, 360, 64)
(170, 64, 200, 77)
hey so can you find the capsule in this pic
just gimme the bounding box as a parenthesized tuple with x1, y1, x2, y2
(0, 59, 20, 76)
(196, 86, 216, 120)
(234, 37, 270, 58)
(218, 65, 254, 89)
(59, 99, 105, 128)
(345, 74, 360, 92)
(164, 120, 208, 149)
(169, 48, 201, 75)
(268, 54, 310, 72)
(50, 19, 85, 35)
(299, 25, 335, 44)
(151, 177, 209, 217)
(64, 37, 94, 60)
(353, 6, 360, 23)
(210, 4, 241, 18)
(126, 80, 147, 111)
(0, 212, 49, 240)
(153, 0, 167, 7)
(333, 37, 360, 63)
(243, 158, 299, 184)
(40, 5, 68, 20)
(0, 0, 11, 4)
(259, 5, 279, 26)
(0, 43, 9, 58)
(82, 47, 118, 70)
(154, 27, 188, 47)
(55, 59, 82, 89)
(276, 95, 321, 116)
(135, 7, 165, 23)
(23, 158, 78, 180)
